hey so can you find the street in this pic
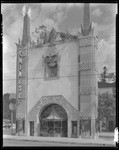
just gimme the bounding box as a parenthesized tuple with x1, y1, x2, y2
(3, 139, 114, 147)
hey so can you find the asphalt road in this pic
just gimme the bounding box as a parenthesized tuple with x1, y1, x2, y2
(3, 139, 114, 147)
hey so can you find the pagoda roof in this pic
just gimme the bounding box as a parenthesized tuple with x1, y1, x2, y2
(98, 81, 115, 88)
(43, 109, 64, 121)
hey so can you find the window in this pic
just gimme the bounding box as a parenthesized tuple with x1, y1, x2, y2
(23, 120, 25, 133)
(30, 121, 34, 136)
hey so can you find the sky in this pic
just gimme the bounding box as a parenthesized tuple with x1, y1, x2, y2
(2, 3, 117, 94)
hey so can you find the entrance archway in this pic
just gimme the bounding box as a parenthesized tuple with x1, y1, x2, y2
(40, 104, 68, 137)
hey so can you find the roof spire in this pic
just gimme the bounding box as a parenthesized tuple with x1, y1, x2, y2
(22, 4, 31, 47)
(81, 3, 92, 36)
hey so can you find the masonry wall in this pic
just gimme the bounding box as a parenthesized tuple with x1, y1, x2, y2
(28, 41, 79, 113)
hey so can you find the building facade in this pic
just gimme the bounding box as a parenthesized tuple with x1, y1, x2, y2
(16, 4, 98, 138)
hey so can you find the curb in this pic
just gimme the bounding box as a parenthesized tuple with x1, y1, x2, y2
(3, 136, 116, 146)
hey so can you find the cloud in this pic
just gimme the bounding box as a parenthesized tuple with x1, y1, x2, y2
(90, 3, 109, 7)
(3, 35, 9, 53)
(92, 21, 115, 37)
(92, 8, 103, 17)
(3, 80, 16, 94)
(96, 36, 115, 73)
(1, 3, 17, 14)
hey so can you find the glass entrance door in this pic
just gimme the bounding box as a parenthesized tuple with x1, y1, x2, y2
(40, 120, 67, 137)
(40, 104, 68, 137)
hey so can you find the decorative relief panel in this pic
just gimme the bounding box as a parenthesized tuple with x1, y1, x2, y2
(79, 62, 95, 71)
(79, 36, 98, 48)
(79, 37, 93, 47)
(19, 47, 28, 57)
(29, 95, 78, 118)
(79, 85, 98, 95)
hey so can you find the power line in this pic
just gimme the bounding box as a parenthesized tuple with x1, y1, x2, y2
(3, 72, 116, 81)
(97, 34, 115, 39)
(2, 60, 115, 75)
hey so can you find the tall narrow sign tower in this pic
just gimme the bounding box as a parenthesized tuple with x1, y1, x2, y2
(16, 5, 30, 136)
(78, 3, 98, 138)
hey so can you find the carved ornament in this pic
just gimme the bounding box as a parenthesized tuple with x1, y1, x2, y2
(29, 95, 78, 118)
(79, 85, 98, 95)
(79, 62, 95, 71)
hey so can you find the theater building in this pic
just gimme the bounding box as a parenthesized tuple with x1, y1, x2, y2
(16, 3, 98, 138)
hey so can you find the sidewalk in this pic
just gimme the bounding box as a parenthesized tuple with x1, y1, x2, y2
(99, 132, 114, 138)
(3, 135, 116, 146)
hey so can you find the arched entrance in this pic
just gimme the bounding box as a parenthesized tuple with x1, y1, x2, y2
(40, 104, 68, 137)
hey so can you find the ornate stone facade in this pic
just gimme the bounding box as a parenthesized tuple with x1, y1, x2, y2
(78, 36, 98, 48)
(29, 95, 78, 120)
(79, 85, 98, 95)
(78, 61, 95, 71)
(16, 46, 28, 104)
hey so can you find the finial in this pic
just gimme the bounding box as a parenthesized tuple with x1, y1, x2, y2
(83, 3, 91, 30)
(22, 5, 26, 17)
(28, 7, 31, 18)
(81, 3, 92, 36)
(22, 4, 29, 17)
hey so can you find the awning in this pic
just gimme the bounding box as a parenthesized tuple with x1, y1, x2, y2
(43, 109, 64, 120)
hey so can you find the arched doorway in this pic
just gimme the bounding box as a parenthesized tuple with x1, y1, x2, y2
(40, 104, 68, 137)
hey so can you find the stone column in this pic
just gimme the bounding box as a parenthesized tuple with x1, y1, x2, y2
(36, 123, 40, 136)
(27, 121, 30, 136)
(77, 117, 79, 138)
(68, 119, 71, 137)
(34, 119, 38, 136)
(91, 113, 96, 138)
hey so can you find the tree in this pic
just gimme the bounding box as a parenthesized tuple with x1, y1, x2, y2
(107, 72, 116, 83)
(100, 66, 116, 83)
(100, 66, 108, 83)
(3, 93, 16, 123)
(3, 93, 11, 120)
(98, 92, 116, 131)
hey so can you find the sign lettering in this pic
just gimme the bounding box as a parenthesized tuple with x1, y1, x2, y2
(18, 84, 22, 91)
(18, 92, 21, 99)
(17, 48, 23, 104)
(19, 70, 22, 77)
(19, 57, 22, 64)
(19, 51, 22, 57)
